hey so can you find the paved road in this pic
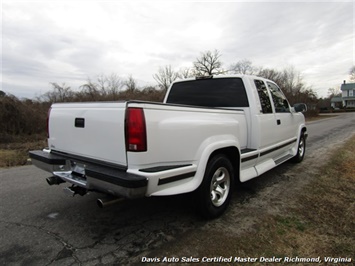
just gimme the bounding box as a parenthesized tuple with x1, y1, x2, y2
(1, 113, 354, 265)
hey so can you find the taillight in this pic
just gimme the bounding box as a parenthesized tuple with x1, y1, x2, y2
(125, 107, 147, 152)
(47, 107, 51, 139)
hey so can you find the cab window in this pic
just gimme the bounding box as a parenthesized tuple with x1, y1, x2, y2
(254, 79, 272, 113)
(267, 82, 290, 113)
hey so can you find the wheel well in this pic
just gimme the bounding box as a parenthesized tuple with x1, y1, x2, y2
(209, 147, 240, 182)
(301, 127, 307, 140)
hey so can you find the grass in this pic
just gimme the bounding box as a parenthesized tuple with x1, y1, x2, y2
(305, 114, 338, 123)
(292, 136, 355, 256)
(258, 136, 352, 259)
(0, 136, 46, 168)
(0, 150, 26, 168)
(230, 135, 355, 261)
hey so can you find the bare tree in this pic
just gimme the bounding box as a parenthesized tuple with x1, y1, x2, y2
(193, 49, 223, 76)
(257, 67, 280, 82)
(80, 78, 100, 99)
(124, 75, 138, 92)
(256, 65, 318, 107)
(96, 74, 108, 96)
(257, 66, 305, 96)
(328, 87, 341, 97)
(80, 74, 124, 100)
(280, 66, 304, 96)
(177, 67, 193, 79)
(41, 83, 74, 102)
(230, 59, 255, 75)
(153, 65, 179, 91)
(105, 73, 124, 96)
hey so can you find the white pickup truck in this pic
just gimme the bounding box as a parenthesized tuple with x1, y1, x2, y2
(30, 75, 307, 218)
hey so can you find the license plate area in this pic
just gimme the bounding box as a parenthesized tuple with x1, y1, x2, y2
(71, 161, 86, 179)
(53, 161, 87, 187)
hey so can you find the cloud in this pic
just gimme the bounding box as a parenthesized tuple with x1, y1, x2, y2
(1, 1, 353, 98)
(220, 2, 353, 95)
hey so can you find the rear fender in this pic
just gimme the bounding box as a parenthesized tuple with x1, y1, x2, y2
(194, 138, 241, 188)
(292, 125, 307, 156)
(156, 136, 241, 195)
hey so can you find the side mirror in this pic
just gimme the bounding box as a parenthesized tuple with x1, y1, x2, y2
(293, 103, 307, 113)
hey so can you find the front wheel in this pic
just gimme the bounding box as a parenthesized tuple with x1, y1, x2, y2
(291, 133, 306, 163)
(196, 155, 234, 219)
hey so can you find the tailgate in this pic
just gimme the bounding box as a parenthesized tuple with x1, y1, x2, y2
(48, 102, 127, 167)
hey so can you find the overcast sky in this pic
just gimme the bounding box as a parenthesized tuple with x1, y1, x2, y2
(1, 0, 354, 99)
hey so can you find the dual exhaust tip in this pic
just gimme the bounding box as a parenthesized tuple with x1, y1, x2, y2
(46, 176, 123, 208)
(97, 197, 124, 208)
(46, 176, 65, 186)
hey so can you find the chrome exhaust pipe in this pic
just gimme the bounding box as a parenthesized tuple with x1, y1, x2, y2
(97, 197, 124, 208)
(46, 176, 65, 186)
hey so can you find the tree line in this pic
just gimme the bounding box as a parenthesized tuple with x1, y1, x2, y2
(0, 80, 165, 142)
(1, 49, 353, 141)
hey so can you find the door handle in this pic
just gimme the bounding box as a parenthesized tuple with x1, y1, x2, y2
(277, 119, 281, 125)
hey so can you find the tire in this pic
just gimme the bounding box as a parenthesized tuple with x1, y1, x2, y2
(291, 133, 306, 163)
(196, 154, 234, 219)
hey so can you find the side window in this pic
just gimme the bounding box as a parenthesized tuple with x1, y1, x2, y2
(267, 82, 290, 113)
(254, 79, 272, 113)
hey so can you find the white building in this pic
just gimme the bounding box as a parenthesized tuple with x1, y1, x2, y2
(331, 81, 355, 108)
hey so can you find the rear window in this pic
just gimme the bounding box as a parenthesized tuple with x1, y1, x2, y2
(166, 78, 249, 108)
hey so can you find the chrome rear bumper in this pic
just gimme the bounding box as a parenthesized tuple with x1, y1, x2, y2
(29, 150, 147, 199)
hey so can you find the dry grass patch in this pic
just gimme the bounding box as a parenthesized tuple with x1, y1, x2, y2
(232, 135, 355, 260)
(305, 114, 338, 123)
(0, 150, 24, 168)
(0, 137, 46, 168)
(295, 136, 355, 256)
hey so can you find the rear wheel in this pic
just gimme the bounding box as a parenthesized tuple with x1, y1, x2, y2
(196, 154, 234, 219)
(291, 133, 306, 163)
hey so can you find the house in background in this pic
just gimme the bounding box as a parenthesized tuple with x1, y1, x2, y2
(331, 81, 355, 108)
(341, 81, 355, 107)
(330, 96, 342, 109)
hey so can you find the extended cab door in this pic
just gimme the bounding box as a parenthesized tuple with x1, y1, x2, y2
(254, 79, 280, 149)
(266, 82, 298, 147)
